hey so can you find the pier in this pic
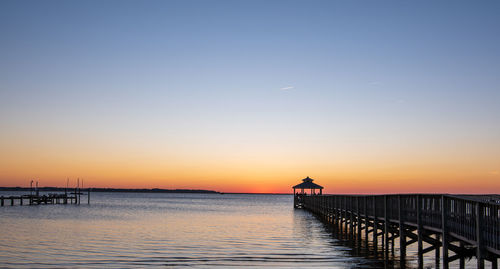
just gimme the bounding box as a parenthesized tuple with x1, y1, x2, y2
(292, 177, 499, 268)
(298, 194, 499, 268)
(0, 189, 90, 206)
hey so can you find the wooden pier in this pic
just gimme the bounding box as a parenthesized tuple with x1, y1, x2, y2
(299, 194, 500, 269)
(0, 189, 90, 206)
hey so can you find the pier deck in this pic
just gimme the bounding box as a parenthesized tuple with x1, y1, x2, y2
(300, 194, 499, 269)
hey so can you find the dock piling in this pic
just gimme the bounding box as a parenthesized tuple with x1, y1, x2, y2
(399, 195, 406, 268)
(417, 195, 424, 269)
(476, 202, 484, 269)
(442, 195, 449, 269)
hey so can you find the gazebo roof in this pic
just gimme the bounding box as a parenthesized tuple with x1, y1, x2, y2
(292, 176, 323, 189)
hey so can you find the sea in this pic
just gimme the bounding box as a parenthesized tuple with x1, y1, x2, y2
(0, 192, 477, 268)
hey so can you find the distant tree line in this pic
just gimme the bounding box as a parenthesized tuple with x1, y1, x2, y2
(0, 186, 219, 194)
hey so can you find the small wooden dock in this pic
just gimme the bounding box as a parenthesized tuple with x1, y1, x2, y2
(0, 189, 90, 206)
(300, 194, 500, 269)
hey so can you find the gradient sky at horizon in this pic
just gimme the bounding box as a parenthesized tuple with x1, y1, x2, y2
(1, 0, 499, 193)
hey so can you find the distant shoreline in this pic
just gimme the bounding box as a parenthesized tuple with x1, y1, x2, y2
(0, 187, 219, 194)
(0, 187, 293, 195)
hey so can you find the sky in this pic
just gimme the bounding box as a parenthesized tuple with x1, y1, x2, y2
(1, 0, 499, 193)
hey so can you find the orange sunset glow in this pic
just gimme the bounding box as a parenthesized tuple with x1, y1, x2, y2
(1, 0, 499, 194)
(1, 130, 499, 193)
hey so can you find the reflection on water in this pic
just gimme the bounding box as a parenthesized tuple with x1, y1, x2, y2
(0, 192, 382, 268)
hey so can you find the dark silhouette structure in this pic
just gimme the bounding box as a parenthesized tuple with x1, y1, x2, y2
(0, 182, 89, 206)
(299, 193, 500, 269)
(292, 176, 323, 208)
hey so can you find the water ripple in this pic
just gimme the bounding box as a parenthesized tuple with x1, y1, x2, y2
(0, 192, 382, 268)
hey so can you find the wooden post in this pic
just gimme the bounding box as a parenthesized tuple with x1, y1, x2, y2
(333, 196, 337, 227)
(330, 197, 333, 224)
(293, 187, 297, 208)
(323, 196, 327, 221)
(342, 196, 345, 239)
(338, 196, 341, 234)
(357, 196, 362, 247)
(435, 234, 440, 268)
(417, 195, 424, 269)
(328, 196, 331, 223)
(459, 241, 465, 268)
(20, 197, 23, 206)
(475, 202, 484, 269)
(338, 196, 342, 229)
(373, 196, 378, 252)
(384, 195, 389, 260)
(346, 196, 349, 239)
(442, 196, 449, 269)
(391, 231, 395, 254)
(364, 196, 369, 250)
(348, 196, 352, 240)
(350, 197, 354, 241)
(320, 196, 323, 216)
(343, 196, 347, 240)
(88, 188, 90, 204)
(345, 197, 349, 239)
(11, 197, 14, 206)
(1, 196, 4, 206)
(399, 195, 406, 268)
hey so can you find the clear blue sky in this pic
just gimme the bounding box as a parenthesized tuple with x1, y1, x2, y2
(1, 1, 499, 192)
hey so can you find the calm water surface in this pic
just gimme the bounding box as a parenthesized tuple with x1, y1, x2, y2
(0, 192, 386, 268)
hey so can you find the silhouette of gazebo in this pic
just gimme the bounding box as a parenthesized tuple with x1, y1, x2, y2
(292, 176, 323, 208)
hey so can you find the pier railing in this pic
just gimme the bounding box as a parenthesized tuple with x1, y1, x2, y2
(300, 194, 499, 269)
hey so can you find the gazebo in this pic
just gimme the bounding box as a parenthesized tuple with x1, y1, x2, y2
(292, 176, 323, 208)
